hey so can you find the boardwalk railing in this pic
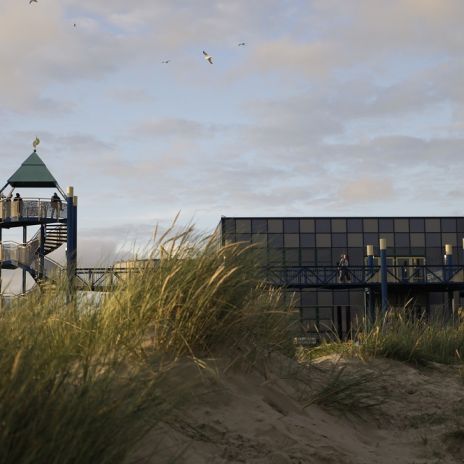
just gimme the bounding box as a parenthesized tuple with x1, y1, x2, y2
(0, 198, 67, 222)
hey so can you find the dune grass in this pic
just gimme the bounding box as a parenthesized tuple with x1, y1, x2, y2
(0, 225, 292, 464)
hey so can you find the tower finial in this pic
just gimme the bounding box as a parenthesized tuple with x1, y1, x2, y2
(32, 136, 40, 150)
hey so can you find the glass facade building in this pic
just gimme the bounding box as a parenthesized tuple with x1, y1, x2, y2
(219, 217, 464, 337)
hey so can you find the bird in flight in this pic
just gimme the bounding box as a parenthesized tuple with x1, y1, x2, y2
(73, 23, 77, 28)
(238, 42, 247, 46)
(29, 0, 38, 4)
(203, 51, 213, 64)
(161, 60, 171, 64)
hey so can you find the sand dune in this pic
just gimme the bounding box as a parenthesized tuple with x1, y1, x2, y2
(133, 355, 464, 463)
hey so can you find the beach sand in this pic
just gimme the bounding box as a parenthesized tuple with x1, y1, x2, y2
(132, 354, 464, 463)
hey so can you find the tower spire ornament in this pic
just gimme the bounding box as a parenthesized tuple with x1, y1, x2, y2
(32, 136, 40, 150)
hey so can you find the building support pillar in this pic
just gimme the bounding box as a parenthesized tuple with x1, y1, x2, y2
(380, 238, 388, 314)
(22, 226, 27, 295)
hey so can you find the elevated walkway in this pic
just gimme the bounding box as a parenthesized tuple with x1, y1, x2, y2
(0, 198, 66, 228)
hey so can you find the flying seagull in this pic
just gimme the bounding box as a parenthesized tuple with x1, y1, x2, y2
(202, 51, 213, 64)
(238, 42, 246, 46)
(73, 23, 77, 28)
(161, 60, 171, 64)
(32, 137, 40, 149)
(29, 0, 38, 4)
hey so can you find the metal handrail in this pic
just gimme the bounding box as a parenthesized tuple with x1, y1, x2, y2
(0, 198, 67, 222)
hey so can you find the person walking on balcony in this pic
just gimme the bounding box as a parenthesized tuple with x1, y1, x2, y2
(338, 253, 350, 283)
(13, 192, 23, 218)
(51, 192, 62, 219)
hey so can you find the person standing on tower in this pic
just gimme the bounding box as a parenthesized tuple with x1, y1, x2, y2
(13, 192, 23, 218)
(51, 192, 62, 219)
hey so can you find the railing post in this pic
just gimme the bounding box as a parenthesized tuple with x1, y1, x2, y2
(380, 238, 388, 313)
(366, 244, 375, 323)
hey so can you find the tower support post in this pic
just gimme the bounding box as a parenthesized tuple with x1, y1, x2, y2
(66, 186, 77, 299)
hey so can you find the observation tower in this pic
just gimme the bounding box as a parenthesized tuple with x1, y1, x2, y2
(0, 143, 77, 297)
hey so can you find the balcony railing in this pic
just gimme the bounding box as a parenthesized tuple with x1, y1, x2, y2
(0, 198, 67, 222)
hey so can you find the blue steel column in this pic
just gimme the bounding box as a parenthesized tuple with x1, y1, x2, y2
(66, 186, 76, 297)
(39, 224, 45, 280)
(22, 226, 27, 294)
(445, 244, 453, 320)
(380, 238, 388, 313)
(367, 244, 375, 323)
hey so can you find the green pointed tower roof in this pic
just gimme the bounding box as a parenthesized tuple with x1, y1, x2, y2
(8, 151, 58, 188)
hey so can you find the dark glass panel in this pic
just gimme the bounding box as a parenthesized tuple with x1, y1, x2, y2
(363, 219, 378, 233)
(333, 290, 349, 305)
(316, 248, 331, 264)
(425, 233, 441, 247)
(316, 234, 331, 247)
(301, 291, 317, 306)
(301, 248, 315, 265)
(347, 247, 363, 265)
(425, 218, 440, 233)
(236, 233, 251, 242)
(285, 248, 299, 265)
(224, 218, 235, 234)
(236, 219, 251, 234)
(315, 219, 331, 233)
(363, 233, 378, 246)
(332, 233, 347, 247)
(331, 219, 346, 233)
(251, 234, 267, 248)
(300, 219, 315, 233)
(441, 218, 456, 233)
(410, 233, 425, 247)
(426, 247, 442, 265)
(394, 218, 409, 233)
(380, 233, 395, 247)
(347, 218, 362, 233)
(268, 219, 283, 233)
(395, 247, 410, 256)
(300, 233, 315, 247)
(410, 218, 425, 233)
(410, 247, 425, 256)
(284, 218, 299, 233)
(395, 233, 410, 247)
(457, 218, 464, 233)
(284, 234, 299, 247)
(252, 218, 267, 233)
(379, 218, 394, 233)
(347, 233, 363, 247)
(268, 248, 283, 264)
(268, 233, 283, 247)
(318, 291, 333, 305)
(349, 290, 364, 306)
(223, 233, 235, 244)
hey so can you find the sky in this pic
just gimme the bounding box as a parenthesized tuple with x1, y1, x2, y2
(0, 0, 463, 265)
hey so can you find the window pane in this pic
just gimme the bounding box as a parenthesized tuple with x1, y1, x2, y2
(410, 218, 425, 233)
(315, 219, 331, 233)
(426, 247, 442, 265)
(379, 219, 394, 232)
(252, 234, 267, 247)
(332, 233, 347, 247)
(410, 233, 425, 247)
(363, 219, 378, 233)
(300, 233, 315, 247)
(395, 233, 410, 247)
(224, 219, 235, 234)
(331, 219, 346, 233)
(425, 218, 440, 233)
(252, 219, 267, 233)
(300, 219, 315, 233)
(284, 233, 299, 247)
(316, 234, 331, 247)
(236, 219, 251, 233)
(285, 248, 299, 265)
(301, 291, 317, 306)
(347, 248, 363, 265)
(379, 233, 395, 247)
(318, 291, 333, 306)
(284, 219, 299, 233)
(425, 233, 441, 247)
(236, 233, 251, 242)
(268, 219, 283, 233)
(333, 291, 349, 305)
(457, 219, 464, 233)
(394, 219, 409, 233)
(347, 233, 363, 247)
(268, 234, 283, 247)
(347, 218, 362, 232)
(316, 248, 331, 264)
(441, 218, 456, 233)
(363, 233, 378, 246)
(268, 249, 283, 264)
(301, 248, 315, 265)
